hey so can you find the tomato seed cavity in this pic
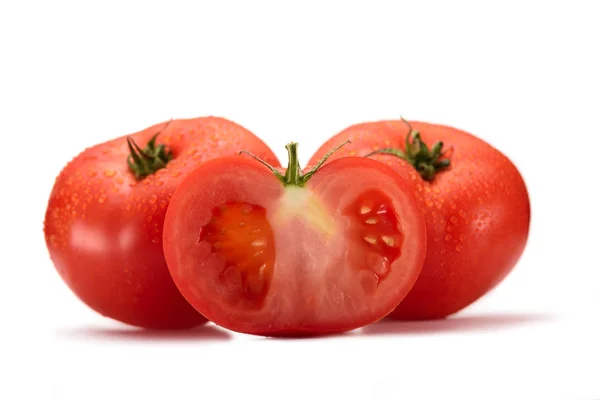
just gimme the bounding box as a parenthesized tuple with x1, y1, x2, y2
(344, 190, 404, 294)
(199, 203, 275, 306)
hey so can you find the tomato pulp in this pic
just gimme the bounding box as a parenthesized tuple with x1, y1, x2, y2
(163, 143, 427, 335)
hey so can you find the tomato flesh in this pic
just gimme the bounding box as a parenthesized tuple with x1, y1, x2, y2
(199, 203, 275, 307)
(163, 156, 427, 335)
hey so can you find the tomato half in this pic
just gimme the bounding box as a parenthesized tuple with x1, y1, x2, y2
(44, 116, 280, 329)
(309, 119, 531, 319)
(163, 143, 427, 336)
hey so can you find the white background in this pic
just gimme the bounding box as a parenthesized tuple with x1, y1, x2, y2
(1, 1, 599, 399)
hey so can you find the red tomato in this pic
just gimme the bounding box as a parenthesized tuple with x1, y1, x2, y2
(44, 117, 280, 329)
(163, 142, 427, 336)
(309, 120, 530, 319)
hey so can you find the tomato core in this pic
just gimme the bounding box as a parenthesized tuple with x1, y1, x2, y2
(199, 203, 275, 307)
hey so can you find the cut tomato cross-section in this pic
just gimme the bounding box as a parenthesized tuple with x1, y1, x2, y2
(163, 142, 427, 336)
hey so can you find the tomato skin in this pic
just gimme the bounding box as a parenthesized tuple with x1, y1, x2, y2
(310, 120, 531, 319)
(163, 155, 427, 336)
(44, 116, 280, 329)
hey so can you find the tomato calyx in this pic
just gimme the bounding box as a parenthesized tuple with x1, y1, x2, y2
(241, 141, 349, 187)
(367, 118, 451, 181)
(127, 122, 173, 180)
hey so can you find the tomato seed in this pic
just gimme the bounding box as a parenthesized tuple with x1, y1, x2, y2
(359, 205, 371, 215)
(381, 235, 396, 247)
(363, 235, 377, 245)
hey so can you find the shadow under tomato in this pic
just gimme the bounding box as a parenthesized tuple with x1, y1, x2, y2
(56, 323, 232, 342)
(359, 312, 555, 336)
(255, 330, 360, 340)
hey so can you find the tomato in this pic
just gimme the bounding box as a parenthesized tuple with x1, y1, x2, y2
(162, 142, 427, 336)
(309, 119, 530, 319)
(44, 116, 280, 329)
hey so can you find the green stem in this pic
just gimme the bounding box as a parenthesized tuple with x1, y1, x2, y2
(240, 140, 350, 187)
(284, 142, 302, 186)
(365, 119, 450, 181)
(127, 127, 173, 180)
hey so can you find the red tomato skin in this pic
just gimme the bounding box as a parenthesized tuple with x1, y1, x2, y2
(310, 120, 531, 319)
(163, 156, 427, 336)
(44, 116, 280, 329)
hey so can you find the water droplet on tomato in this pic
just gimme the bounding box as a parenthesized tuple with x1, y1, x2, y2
(149, 195, 158, 204)
(104, 169, 116, 178)
(98, 194, 107, 204)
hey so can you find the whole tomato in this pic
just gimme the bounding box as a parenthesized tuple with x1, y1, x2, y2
(309, 119, 530, 319)
(44, 117, 280, 328)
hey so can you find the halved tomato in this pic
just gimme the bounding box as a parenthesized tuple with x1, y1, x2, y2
(163, 143, 427, 336)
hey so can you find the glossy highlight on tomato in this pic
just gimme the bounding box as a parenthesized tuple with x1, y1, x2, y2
(163, 143, 427, 336)
(44, 116, 280, 329)
(310, 119, 530, 319)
